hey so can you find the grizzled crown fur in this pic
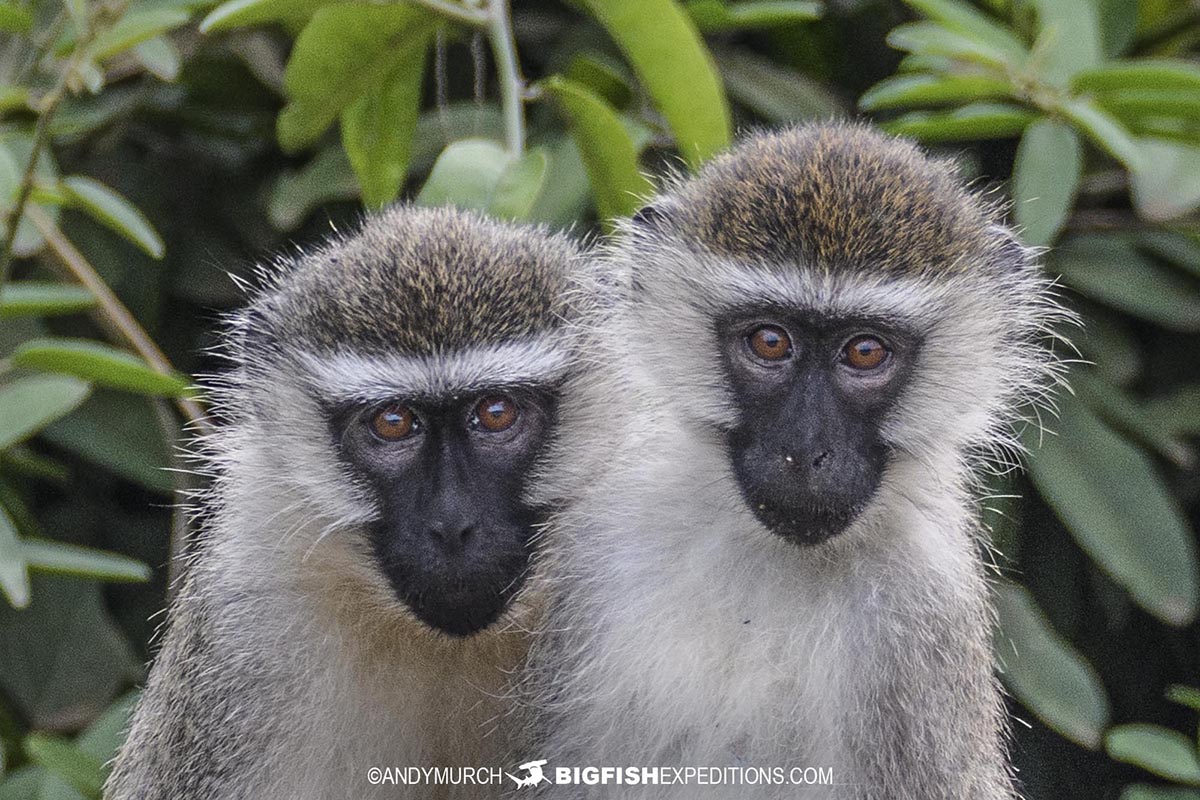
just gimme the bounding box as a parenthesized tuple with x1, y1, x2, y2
(660, 123, 1008, 278)
(248, 205, 579, 356)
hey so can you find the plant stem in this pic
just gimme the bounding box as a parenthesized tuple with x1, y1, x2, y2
(0, 71, 78, 305)
(27, 206, 212, 435)
(407, 0, 525, 157)
(486, 0, 525, 157)
(409, 0, 488, 27)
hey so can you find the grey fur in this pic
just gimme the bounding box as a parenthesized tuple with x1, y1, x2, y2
(106, 206, 598, 800)
(519, 124, 1071, 799)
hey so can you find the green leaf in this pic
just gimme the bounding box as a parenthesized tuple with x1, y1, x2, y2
(90, 8, 190, 61)
(564, 54, 634, 110)
(1106, 724, 1200, 784)
(0, 575, 142, 725)
(1073, 59, 1200, 94)
(489, 148, 550, 222)
(0, 505, 29, 609)
(409, 103, 506, 175)
(886, 22, 1016, 69)
(133, 36, 182, 81)
(416, 139, 512, 212)
(903, 0, 1027, 63)
(1097, 89, 1200, 120)
(1027, 0, 1102, 87)
(22, 540, 150, 584)
(1072, 368, 1194, 469)
(1166, 685, 1200, 712)
(0, 376, 91, 452)
(582, 0, 731, 168)
(23, 735, 104, 797)
(994, 582, 1111, 749)
(340, 34, 429, 208)
(718, 48, 845, 121)
(1026, 390, 1200, 626)
(0, 132, 62, 258)
(12, 339, 190, 398)
(859, 73, 1012, 111)
(543, 76, 652, 225)
(1099, 0, 1137, 56)
(1075, 306, 1139, 386)
(77, 691, 138, 761)
(200, 0, 333, 33)
(267, 146, 359, 231)
(414, 138, 549, 220)
(0, 284, 95, 318)
(1057, 97, 1143, 171)
(1130, 139, 1200, 222)
(1012, 118, 1081, 246)
(0, 4, 32, 34)
(1138, 231, 1200, 281)
(1050, 235, 1200, 330)
(0, 85, 28, 113)
(687, 0, 821, 31)
(277, 4, 437, 153)
(60, 177, 164, 259)
(1144, 385, 1200, 437)
(1120, 786, 1200, 800)
(40, 392, 173, 494)
(881, 103, 1035, 141)
(0, 446, 70, 485)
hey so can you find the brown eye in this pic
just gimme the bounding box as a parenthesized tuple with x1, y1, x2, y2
(370, 405, 416, 441)
(747, 325, 792, 361)
(843, 336, 889, 370)
(474, 395, 519, 433)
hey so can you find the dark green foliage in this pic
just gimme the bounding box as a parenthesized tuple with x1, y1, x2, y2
(0, 1, 1196, 797)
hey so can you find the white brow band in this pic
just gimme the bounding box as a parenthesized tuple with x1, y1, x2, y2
(298, 336, 571, 402)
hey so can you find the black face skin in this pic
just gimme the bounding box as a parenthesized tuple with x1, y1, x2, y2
(333, 389, 556, 637)
(718, 309, 917, 546)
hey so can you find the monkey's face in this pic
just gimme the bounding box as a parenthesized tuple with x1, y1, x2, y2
(717, 310, 918, 546)
(333, 389, 556, 636)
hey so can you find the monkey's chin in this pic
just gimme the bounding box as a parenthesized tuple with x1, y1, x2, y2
(398, 581, 520, 638)
(748, 502, 863, 547)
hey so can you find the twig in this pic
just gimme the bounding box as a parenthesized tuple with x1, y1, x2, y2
(27, 206, 213, 435)
(0, 52, 89, 305)
(408, 0, 524, 157)
(486, 0, 525, 157)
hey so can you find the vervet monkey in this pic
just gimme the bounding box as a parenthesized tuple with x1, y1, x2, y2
(522, 123, 1067, 799)
(107, 206, 599, 799)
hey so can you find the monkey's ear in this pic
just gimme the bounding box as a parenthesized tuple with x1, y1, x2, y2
(989, 225, 1034, 272)
(237, 305, 279, 356)
(630, 200, 674, 229)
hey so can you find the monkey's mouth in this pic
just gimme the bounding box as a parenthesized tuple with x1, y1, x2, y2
(747, 498, 866, 546)
(397, 576, 524, 637)
(370, 530, 531, 637)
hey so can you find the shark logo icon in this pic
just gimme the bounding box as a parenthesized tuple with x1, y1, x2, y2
(506, 759, 549, 788)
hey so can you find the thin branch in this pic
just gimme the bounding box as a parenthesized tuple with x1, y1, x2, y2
(486, 0, 525, 157)
(408, 0, 488, 27)
(0, 58, 87, 304)
(27, 206, 213, 435)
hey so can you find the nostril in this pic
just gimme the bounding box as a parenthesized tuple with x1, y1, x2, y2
(812, 451, 831, 470)
(427, 521, 474, 548)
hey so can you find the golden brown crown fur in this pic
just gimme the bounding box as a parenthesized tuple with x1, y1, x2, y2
(668, 124, 1000, 277)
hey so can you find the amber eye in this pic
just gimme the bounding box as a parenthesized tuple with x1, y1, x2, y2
(843, 335, 889, 370)
(747, 325, 793, 361)
(474, 395, 519, 433)
(370, 405, 416, 441)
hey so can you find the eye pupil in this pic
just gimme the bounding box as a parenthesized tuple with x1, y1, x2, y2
(475, 395, 518, 432)
(748, 325, 792, 361)
(371, 404, 415, 441)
